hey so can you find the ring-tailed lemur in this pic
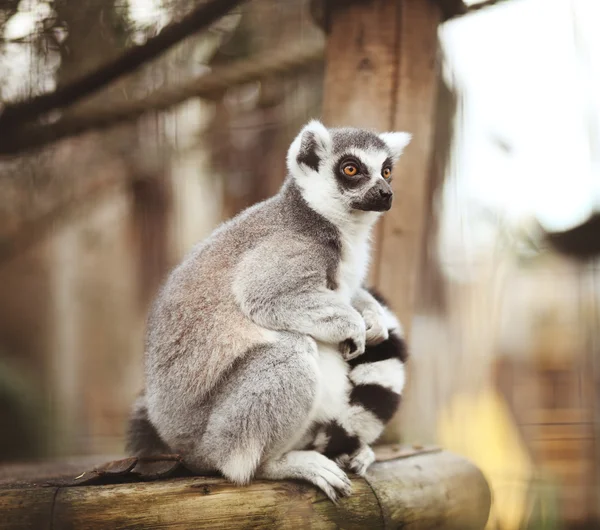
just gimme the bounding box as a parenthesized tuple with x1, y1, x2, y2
(127, 120, 411, 502)
(300, 289, 408, 475)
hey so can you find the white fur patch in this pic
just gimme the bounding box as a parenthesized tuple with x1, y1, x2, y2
(379, 132, 412, 162)
(220, 440, 263, 485)
(292, 151, 350, 230)
(336, 223, 373, 301)
(312, 343, 351, 423)
(345, 406, 384, 445)
(312, 430, 330, 452)
(349, 359, 406, 395)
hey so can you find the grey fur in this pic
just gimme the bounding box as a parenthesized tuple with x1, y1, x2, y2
(330, 128, 390, 155)
(126, 394, 170, 456)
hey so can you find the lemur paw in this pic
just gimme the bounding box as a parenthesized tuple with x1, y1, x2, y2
(363, 309, 389, 346)
(293, 452, 352, 503)
(338, 314, 366, 360)
(259, 451, 352, 504)
(339, 445, 376, 477)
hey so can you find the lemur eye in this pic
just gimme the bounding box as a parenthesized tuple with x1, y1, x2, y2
(382, 168, 392, 179)
(343, 164, 358, 176)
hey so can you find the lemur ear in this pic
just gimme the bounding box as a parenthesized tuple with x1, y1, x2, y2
(287, 120, 332, 175)
(379, 132, 412, 162)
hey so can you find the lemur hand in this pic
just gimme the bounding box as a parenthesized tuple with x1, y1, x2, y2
(363, 308, 389, 346)
(338, 314, 366, 361)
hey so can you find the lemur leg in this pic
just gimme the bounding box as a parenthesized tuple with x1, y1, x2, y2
(311, 421, 377, 478)
(182, 333, 352, 502)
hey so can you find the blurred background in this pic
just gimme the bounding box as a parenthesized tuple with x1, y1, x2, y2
(0, 0, 599, 528)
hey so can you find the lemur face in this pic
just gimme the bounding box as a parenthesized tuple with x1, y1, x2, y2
(330, 129, 397, 212)
(288, 121, 411, 218)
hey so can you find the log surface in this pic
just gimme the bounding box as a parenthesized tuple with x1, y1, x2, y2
(0, 450, 490, 529)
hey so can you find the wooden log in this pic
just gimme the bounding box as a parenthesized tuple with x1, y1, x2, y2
(0, 487, 57, 530)
(368, 450, 492, 530)
(0, 450, 490, 529)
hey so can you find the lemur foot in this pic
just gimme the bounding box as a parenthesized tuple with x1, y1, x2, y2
(258, 450, 352, 503)
(363, 309, 389, 346)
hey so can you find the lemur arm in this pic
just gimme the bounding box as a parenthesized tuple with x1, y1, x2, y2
(233, 239, 366, 358)
(351, 288, 389, 345)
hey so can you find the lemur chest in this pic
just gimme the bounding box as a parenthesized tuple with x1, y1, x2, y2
(313, 343, 351, 422)
(336, 237, 370, 301)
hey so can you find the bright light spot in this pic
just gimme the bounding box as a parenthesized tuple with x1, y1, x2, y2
(4, 1, 53, 40)
(0, 0, 59, 100)
(4, 12, 35, 40)
(127, 0, 169, 30)
(438, 0, 600, 265)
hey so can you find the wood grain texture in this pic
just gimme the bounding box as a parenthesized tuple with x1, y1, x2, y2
(366, 451, 492, 530)
(0, 487, 57, 530)
(321, 0, 398, 130)
(376, 0, 441, 336)
(0, 450, 491, 529)
(51, 477, 380, 530)
(322, 0, 400, 288)
(374, 443, 441, 462)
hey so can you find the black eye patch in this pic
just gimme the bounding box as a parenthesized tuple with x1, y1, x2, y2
(381, 156, 393, 171)
(335, 155, 370, 189)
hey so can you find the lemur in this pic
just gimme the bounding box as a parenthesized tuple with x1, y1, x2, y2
(127, 120, 411, 502)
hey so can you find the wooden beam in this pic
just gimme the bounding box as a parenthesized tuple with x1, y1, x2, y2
(322, 0, 440, 331)
(377, 0, 440, 338)
(322, 1, 398, 131)
(434, 0, 468, 20)
(0, 450, 491, 529)
(322, 0, 441, 443)
(322, 0, 401, 288)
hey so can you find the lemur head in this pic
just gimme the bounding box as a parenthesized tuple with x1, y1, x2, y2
(287, 120, 411, 223)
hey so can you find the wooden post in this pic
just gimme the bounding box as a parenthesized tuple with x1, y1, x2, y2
(322, 0, 441, 441)
(323, 0, 440, 334)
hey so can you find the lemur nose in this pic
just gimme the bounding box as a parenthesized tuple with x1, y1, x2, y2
(379, 188, 392, 199)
